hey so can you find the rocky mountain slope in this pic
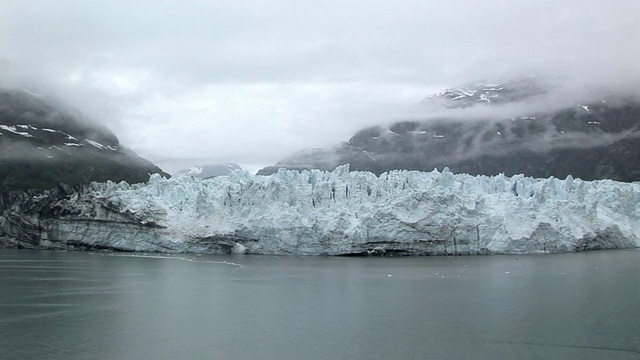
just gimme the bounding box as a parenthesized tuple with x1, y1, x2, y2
(0, 88, 168, 191)
(258, 80, 640, 181)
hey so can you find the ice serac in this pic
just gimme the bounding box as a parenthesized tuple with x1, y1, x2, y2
(2, 166, 639, 255)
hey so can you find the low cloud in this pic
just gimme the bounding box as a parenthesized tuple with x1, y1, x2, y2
(1, 0, 639, 173)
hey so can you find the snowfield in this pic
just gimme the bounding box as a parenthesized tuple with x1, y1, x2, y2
(55, 165, 639, 255)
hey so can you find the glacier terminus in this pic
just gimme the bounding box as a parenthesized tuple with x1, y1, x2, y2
(1, 165, 639, 256)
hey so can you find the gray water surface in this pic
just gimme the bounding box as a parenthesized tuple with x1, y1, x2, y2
(1, 249, 639, 359)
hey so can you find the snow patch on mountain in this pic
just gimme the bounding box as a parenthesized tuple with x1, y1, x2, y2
(579, 105, 592, 113)
(0, 125, 34, 138)
(425, 78, 545, 109)
(20, 89, 42, 98)
(85, 139, 106, 149)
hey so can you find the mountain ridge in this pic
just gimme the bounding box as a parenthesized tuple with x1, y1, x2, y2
(258, 80, 640, 181)
(0, 88, 168, 191)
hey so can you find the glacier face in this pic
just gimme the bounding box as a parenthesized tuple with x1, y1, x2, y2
(2, 165, 640, 255)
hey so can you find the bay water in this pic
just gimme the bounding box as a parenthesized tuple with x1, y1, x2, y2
(1, 249, 639, 359)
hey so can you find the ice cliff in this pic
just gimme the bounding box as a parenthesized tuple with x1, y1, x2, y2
(2, 165, 639, 255)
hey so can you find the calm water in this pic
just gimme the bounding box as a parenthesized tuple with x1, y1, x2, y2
(0, 249, 639, 360)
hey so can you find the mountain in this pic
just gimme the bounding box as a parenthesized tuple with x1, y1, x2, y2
(173, 163, 243, 179)
(0, 88, 168, 191)
(424, 78, 545, 108)
(257, 80, 640, 181)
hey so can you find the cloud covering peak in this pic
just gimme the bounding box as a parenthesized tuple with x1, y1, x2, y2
(1, 0, 639, 172)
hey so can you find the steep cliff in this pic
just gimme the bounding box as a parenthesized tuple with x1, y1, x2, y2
(2, 168, 638, 255)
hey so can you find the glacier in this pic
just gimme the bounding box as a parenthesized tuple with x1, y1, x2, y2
(1, 165, 639, 255)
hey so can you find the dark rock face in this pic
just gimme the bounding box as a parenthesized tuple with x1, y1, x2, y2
(258, 81, 640, 181)
(0, 89, 168, 191)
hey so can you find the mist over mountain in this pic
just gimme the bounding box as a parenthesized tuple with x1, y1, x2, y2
(173, 163, 243, 179)
(257, 79, 640, 181)
(0, 88, 168, 191)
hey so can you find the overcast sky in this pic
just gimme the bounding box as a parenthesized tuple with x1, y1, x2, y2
(1, 0, 639, 173)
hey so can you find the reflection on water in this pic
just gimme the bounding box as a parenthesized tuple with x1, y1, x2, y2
(1, 249, 639, 360)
